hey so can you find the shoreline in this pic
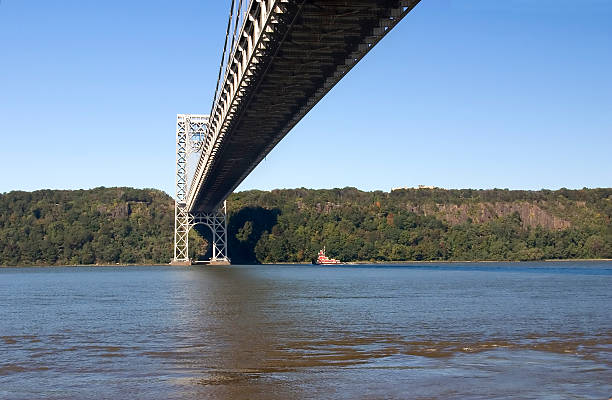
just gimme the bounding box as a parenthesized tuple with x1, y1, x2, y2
(272, 259, 612, 265)
(2, 259, 611, 268)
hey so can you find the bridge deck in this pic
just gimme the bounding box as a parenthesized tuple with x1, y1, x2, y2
(188, 0, 421, 213)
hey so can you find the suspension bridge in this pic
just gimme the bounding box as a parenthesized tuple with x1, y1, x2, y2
(173, 0, 422, 265)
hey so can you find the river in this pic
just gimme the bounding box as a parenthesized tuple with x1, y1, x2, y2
(1, 262, 611, 399)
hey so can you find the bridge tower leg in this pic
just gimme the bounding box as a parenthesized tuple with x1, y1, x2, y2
(172, 114, 230, 266)
(172, 114, 191, 265)
(173, 203, 191, 263)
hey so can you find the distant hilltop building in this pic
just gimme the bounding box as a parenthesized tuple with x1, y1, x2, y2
(391, 185, 439, 191)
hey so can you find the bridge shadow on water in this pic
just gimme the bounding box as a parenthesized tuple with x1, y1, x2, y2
(194, 206, 280, 264)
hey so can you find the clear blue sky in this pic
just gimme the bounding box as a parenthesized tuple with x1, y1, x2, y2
(1, 0, 610, 196)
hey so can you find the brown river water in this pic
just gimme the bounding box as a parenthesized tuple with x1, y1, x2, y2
(1, 262, 611, 399)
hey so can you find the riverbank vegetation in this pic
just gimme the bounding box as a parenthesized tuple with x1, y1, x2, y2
(0, 187, 610, 265)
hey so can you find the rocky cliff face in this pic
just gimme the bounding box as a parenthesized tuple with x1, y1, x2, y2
(413, 202, 571, 230)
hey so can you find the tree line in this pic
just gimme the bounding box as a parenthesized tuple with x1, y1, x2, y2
(0, 187, 610, 266)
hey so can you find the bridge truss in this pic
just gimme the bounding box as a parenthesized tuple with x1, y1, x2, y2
(186, 0, 422, 213)
(173, 114, 230, 265)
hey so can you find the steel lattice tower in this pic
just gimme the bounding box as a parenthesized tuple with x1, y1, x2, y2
(172, 114, 230, 265)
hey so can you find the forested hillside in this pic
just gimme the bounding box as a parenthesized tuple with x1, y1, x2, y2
(0, 188, 176, 265)
(228, 187, 611, 263)
(1, 187, 610, 265)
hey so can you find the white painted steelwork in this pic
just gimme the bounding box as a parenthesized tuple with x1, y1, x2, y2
(191, 201, 229, 263)
(174, 114, 230, 264)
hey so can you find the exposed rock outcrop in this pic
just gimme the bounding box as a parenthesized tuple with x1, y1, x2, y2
(434, 202, 570, 230)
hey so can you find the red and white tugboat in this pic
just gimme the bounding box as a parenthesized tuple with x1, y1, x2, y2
(316, 247, 342, 265)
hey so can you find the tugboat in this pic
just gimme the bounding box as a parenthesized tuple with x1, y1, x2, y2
(316, 246, 342, 265)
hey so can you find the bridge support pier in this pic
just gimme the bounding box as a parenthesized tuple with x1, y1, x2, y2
(172, 200, 230, 265)
(172, 114, 230, 265)
(191, 201, 230, 264)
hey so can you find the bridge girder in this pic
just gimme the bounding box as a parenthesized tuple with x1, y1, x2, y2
(187, 0, 421, 213)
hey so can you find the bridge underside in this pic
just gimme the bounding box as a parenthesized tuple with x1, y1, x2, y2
(190, 0, 420, 213)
